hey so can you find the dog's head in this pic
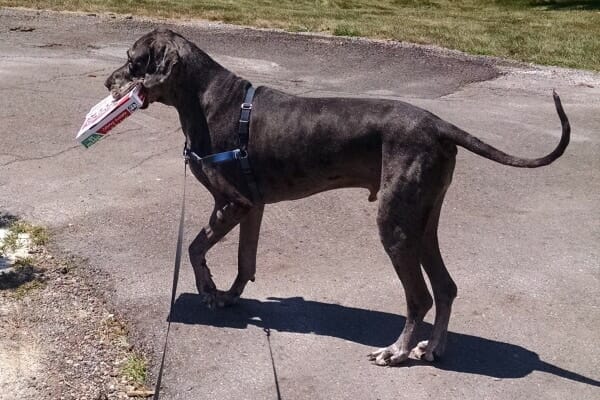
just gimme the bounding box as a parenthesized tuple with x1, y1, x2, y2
(105, 28, 183, 107)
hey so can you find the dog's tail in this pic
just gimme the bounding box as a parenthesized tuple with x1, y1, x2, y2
(440, 91, 570, 168)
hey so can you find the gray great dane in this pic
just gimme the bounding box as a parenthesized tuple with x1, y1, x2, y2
(105, 29, 570, 366)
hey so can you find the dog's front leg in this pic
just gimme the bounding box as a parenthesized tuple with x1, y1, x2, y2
(220, 204, 265, 305)
(189, 201, 250, 308)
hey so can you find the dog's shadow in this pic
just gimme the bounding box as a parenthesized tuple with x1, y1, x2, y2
(171, 293, 598, 386)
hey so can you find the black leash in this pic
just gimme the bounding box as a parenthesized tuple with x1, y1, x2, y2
(151, 86, 265, 398)
(264, 327, 283, 400)
(151, 158, 281, 400)
(153, 160, 187, 400)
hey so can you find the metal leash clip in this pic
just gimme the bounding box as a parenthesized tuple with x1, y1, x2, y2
(182, 144, 190, 164)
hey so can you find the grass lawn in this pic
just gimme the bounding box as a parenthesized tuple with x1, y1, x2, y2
(1, 0, 599, 70)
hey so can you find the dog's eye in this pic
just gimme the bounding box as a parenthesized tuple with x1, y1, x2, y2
(128, 61, 141, 76)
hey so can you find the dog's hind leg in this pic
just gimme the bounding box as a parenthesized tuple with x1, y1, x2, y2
(216, 204, 265, 306)
(414, 161, 457, 361)
(368, 157, 434, 366)
(189, 201, 251, 308)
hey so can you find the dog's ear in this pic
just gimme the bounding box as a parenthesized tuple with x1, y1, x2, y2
(143, 42, 180, 89)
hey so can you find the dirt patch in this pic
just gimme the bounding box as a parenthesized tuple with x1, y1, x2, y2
(0, 221, 152, 400)
(0, 302, 44, 398)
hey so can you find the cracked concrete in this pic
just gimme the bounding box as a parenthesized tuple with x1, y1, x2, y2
(1, 7, 599, 400)
(0, 145, 80, 167)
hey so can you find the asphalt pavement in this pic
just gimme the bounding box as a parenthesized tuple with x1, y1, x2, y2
(1, 8, 599, 400)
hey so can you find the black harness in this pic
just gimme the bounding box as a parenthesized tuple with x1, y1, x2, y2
(184, 85, 261, 202)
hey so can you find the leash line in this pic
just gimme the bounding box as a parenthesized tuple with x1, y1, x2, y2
(264, 327, 283, 400)
(152, 161, 280, 400)
(153, 161, 187, 400)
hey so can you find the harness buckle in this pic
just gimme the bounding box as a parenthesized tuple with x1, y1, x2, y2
(241, 103, 253, 110)
(237, 148, 248, 159)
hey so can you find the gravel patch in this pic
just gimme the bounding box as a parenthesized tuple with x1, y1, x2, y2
(0, 221, 152, 400)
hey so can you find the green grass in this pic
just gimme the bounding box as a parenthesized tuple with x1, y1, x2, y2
(121, 352, 148, 386)
(99, 314, 149, 387)
(0, 220, 48, 255)
(0, 221, 47, 292)
(1, 1, 598, 69)
(333, 23, 361, 37)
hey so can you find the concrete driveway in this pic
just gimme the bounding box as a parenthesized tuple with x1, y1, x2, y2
(1, 8, 599, 400)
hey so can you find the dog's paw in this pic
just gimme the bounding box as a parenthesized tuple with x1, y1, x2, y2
(200, 292, 218, 310)
(411, 340, 438, 362)
(214, 290, 240, 308)
(200, 290, 239, 309)
(368, 344, 409, 366)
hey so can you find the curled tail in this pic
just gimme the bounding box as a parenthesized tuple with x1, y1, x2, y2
(441, 91, 570, 168)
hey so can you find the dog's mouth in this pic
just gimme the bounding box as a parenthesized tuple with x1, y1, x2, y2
(110, 80, 149, 109)
(110, 80, 140, 100)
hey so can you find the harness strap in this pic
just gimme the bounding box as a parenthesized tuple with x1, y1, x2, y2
(184, 85, 261, 203)
(237, 85, 261, 202)
(185, 148, 242, 165)
(238, 86, 255, 150)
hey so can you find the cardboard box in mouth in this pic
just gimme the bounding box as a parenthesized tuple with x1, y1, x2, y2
(76, 85, 146, 148)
